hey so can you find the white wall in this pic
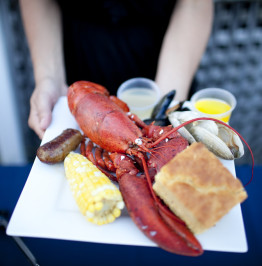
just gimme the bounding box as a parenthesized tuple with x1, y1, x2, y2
(0, 10, 26, 165)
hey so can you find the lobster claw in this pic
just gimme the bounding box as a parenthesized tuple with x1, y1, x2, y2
(110, 153, 203, 256)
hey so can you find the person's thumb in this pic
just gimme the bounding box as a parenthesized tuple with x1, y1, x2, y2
(38, 100, 53, 132)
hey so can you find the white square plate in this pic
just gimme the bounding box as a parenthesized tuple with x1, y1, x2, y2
(7, 97, 247, 253)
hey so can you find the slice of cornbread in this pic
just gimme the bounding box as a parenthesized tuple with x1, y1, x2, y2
(153, 142, 247, 234)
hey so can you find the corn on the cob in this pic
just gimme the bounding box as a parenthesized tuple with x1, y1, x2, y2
(64, 152, 124, 225)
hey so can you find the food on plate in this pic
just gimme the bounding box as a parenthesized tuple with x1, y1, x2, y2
(67, 80, 204, 256)
(151, 89, 176, 120)
(153, 142, 248, 234)
(168, 111, 244, 160)
(37, 128, 83, 164)
(64, 152, 124, 225)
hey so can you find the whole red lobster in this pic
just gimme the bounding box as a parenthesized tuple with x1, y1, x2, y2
(68, 80, 203, 256)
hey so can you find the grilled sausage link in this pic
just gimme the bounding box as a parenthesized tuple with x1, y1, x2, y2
(37, 129, 83, 164)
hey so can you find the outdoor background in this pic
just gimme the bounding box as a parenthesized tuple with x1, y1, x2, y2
(0, 1, 261, 265)
(0, 0, 261, 166)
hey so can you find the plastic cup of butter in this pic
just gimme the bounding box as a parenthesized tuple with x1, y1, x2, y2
(117, 77, 161, 120)
(190, 88, 237, 123)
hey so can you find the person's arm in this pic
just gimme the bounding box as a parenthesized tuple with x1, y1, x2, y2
(155, 0, 213, 101)
(19, 0, 67, 139)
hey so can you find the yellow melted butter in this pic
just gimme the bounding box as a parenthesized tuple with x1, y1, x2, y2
(194, 98, 231, 122)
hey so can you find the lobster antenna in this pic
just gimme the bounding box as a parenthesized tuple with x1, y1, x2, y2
(151, 117, 254, 187)
(141, 156, 186, 225)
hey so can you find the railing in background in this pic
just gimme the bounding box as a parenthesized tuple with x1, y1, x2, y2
(0, 0, 261, 165)
(196, 0, 262, 165)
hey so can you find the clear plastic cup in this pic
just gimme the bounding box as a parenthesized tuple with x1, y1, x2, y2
(117, 77, 161, 120)
(190, 88, 237, 123)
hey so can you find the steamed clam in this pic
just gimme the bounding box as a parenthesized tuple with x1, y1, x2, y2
(217, 123, 244, 159)
(168, 111, 244, 160)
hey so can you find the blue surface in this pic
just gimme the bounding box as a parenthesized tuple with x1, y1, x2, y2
(0, 164, 261, 266)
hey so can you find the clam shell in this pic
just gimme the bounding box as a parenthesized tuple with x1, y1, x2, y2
(197, 120, 218, 136)
(168, 111, 218, 135)
(169, 116, 196, 144)
(190, 126, 234, 160)
(168, 111, 199, 131)
(217, 124, 244, 158)
(168, 110, 243, 160)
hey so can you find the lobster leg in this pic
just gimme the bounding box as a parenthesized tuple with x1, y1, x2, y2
(102, 150, 116, 172)
(85, 140, 117, 182)
(127, 112, 148, 129)
(110, 153, 203, 256)
(80, 136, 87, 156)
(85, 140, 96, 165)
(94, 146, 106, 169)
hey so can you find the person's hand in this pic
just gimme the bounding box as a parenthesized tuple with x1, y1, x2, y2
(28, 78, 67, 139)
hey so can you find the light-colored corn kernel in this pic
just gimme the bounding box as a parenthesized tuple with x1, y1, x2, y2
(64, 152, 124, 225)
(95, 202, 103, 211)
(88, 204, 95, 213)
(106, 213, 113, 223)
(113, 208, 121, 218)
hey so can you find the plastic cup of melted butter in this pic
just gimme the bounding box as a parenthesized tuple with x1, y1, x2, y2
(190, 88, 237, 123)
